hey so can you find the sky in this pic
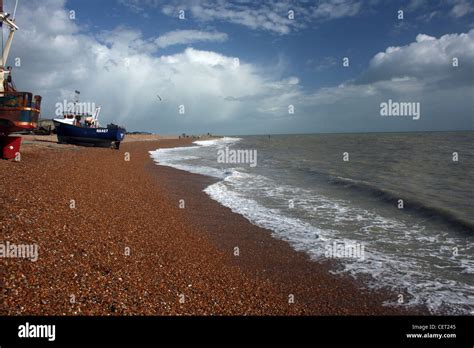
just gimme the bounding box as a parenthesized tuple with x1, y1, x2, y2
(4, 0, 474, 135)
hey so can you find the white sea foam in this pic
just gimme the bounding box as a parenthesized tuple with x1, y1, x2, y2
(193, 137, 242, 147)
(204, 175, 326, 251)
(149, 146, 223, 178)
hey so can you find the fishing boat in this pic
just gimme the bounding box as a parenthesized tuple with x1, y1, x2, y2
(53, 100, 126, 149)
(0, 0, 42, 158)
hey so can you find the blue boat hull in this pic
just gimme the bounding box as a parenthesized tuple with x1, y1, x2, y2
(53, 121, 126, 148)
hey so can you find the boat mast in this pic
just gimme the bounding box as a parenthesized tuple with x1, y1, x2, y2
(74, 90, 79, 115)
(93, 106, 101, 127)
(0, 0, 19, 93)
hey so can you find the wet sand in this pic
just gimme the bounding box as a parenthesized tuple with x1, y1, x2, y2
(0, 136, 422, 315)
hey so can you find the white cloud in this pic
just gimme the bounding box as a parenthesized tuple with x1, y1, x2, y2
(358, 30, 474, 86)
(296, 29, 474, 132)
(155, 30, 228, 48)
(450, 0, 474, 17)
(98, 27, 159, 54)
(117, 0, 159, 14)
(179, 1, 296, 35)
(313, 0, 361, 19)
(407, 0, 427, 11)
(158, 0, 364, 35)
(410, 0, 474, 21)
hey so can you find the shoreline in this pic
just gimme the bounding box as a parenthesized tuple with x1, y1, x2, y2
(145, 142, 427, 315)
(0, 136, 424, 315)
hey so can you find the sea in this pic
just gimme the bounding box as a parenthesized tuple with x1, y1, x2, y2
(149, 132, 474, 314)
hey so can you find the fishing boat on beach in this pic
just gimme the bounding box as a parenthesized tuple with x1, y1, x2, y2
(0, 0, 42, 158)
(53, 95, 126, 149)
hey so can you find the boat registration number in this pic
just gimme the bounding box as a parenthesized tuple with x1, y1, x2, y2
(96, 129, 108, 133)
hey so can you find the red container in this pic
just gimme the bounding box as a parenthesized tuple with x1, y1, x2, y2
(0, 136, 21, 160)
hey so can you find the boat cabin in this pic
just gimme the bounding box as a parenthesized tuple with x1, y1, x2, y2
(55, 107, 101, 128)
